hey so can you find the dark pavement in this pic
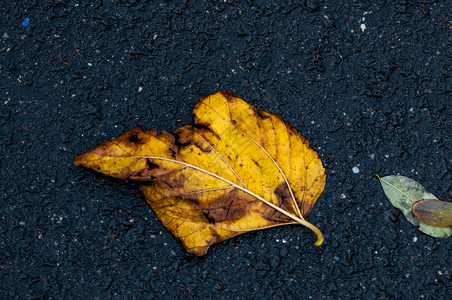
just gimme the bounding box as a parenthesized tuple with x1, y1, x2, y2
(1, 1, 451, 298)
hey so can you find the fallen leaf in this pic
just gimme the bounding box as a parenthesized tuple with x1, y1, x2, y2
(412, 199, 452, 227)
(377, 174, 452, 238)
(74, 91, 326, 255)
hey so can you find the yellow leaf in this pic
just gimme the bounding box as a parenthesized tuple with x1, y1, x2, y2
(74, 91, 326, 256)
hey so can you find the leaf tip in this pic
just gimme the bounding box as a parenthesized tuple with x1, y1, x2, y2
(73, 153, 86, 167)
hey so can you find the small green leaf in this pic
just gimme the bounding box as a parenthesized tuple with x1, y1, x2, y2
(377, 174, 451, 239)
(413, 199, 452, 227)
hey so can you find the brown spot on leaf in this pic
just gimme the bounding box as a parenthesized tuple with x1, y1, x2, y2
(199, 189, 255, 223)
(146, 159, 159, 170)
(253, 107, 270, 119)
(129, 134, 141, 143)
(273, 182, 297, 219)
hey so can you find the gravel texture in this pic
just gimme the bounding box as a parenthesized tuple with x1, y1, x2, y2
(1, 0, 451, 298)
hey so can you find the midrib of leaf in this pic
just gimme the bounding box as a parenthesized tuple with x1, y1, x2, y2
(198, 101, 303, 219)
(377, 174, 417, 203)
(129, 155, 323, 245)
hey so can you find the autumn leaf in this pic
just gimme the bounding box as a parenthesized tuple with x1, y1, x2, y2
(74, 91, 326, 255)
(377, 174, 452, 238)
